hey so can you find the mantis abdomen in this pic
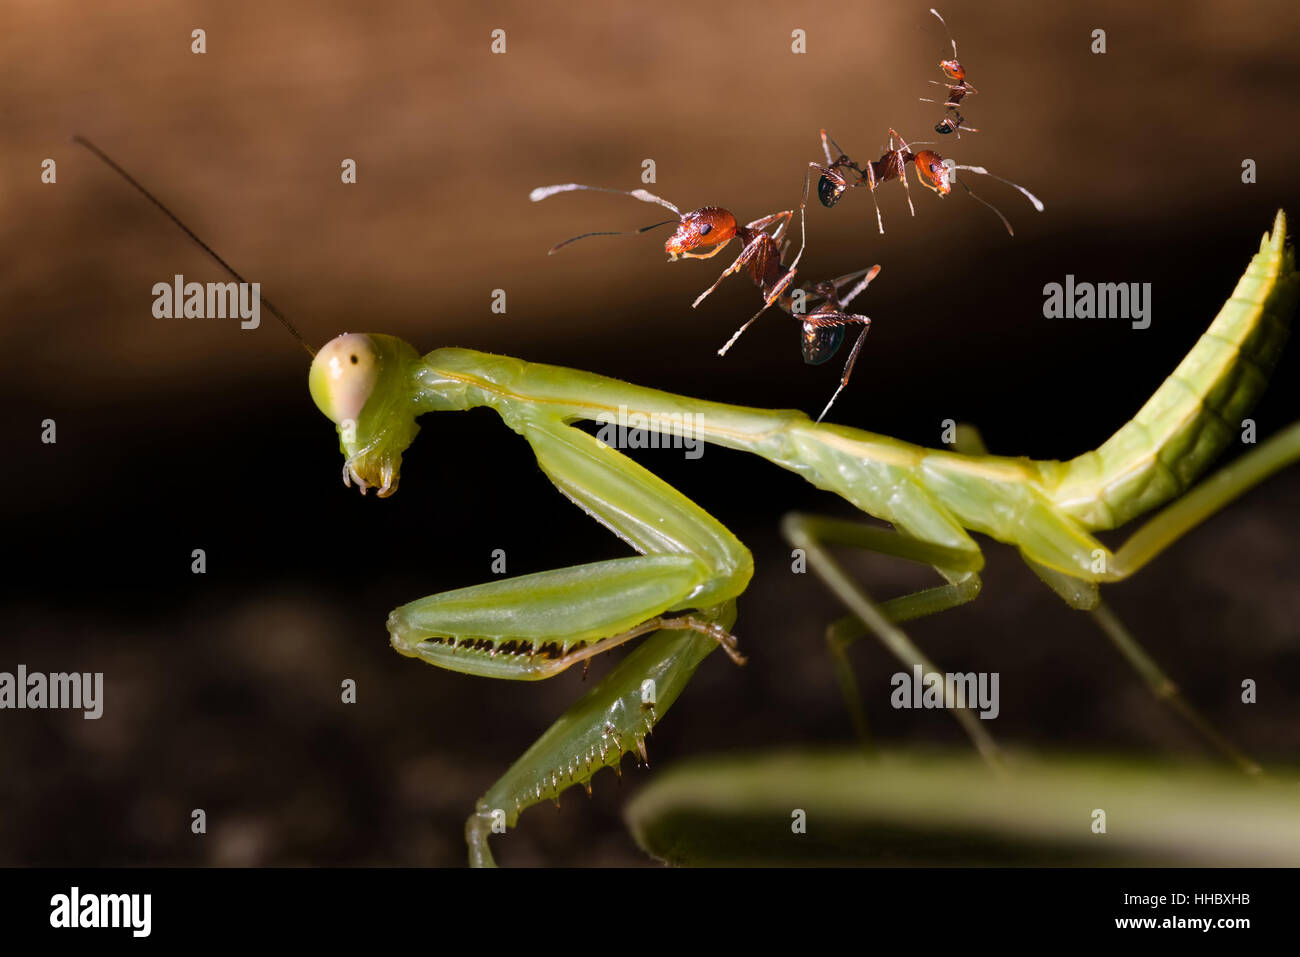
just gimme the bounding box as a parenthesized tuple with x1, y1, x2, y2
(1053, 212, 1298, 529)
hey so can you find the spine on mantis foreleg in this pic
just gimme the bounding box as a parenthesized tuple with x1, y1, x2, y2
(1052, 210, 1300, 530)
(465, 604, 734, 867)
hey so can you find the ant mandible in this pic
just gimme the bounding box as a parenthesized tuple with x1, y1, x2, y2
(808, 128, 1044, 236)
(922, 9, 978, 137)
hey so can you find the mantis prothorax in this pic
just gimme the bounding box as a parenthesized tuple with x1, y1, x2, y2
(79, 140, 1299, 867)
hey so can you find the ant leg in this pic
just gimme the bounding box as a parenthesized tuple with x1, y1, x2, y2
(714, 257, 798, 357)
(885, 131, 918, 220)
(864, 161, 886, 234)
(899, 158, 917, 218)
(756, 209, 804, 308)
(691, 232, 767, 308)
(692, 210, 790, 309)
(679, 242, 733, 261)
(801, 313, 872, 422)
(716, 209, 803, 358)
(820, 128, 849, 165)
(831, 264, 881, 308)
(889, 127, 916, 154)
(743, 209, 794, 234)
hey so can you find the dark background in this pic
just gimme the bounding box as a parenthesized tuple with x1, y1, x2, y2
(3, 0, 1299, 865)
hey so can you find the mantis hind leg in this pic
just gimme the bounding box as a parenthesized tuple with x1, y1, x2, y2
(1031, 554, 1262, 775)
(1092, 601, 1261, 775)
(967, 421, 1295, 774)
(1093, 423, 1300, 773)
(780, 513, 999, 765)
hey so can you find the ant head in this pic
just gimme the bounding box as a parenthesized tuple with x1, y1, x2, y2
(817, 175, 845, 208)
(665, 207, 737, 258)
(913, 151, 951, 196)
(940, 59, 965, 82)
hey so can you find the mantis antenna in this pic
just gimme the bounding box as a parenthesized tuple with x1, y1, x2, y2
(72, 135, 316, 358)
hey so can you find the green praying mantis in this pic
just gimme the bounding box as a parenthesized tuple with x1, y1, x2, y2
(310, 213, 1298, 866)
(77, 140, 1299, 868)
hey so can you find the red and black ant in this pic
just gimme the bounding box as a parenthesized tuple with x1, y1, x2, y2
(530, 183, 877, 421)
(721, 263, 881, 422)
(808, 128, 1044, 236)
(529, 183, 806, 317)
(921, 9, 978, 137)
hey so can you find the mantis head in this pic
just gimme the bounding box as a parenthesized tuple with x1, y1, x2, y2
(309, 333, 422, 497)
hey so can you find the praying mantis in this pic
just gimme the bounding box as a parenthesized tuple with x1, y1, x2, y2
(306, 213, 1297, 866)
(78, 140, 1298, 868)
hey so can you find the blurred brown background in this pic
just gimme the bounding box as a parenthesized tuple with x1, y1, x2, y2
(3, 0, 1299, 865)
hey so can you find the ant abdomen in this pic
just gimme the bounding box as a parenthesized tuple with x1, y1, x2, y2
(800, 322, 844, 365)
(817, 176, 843, 208)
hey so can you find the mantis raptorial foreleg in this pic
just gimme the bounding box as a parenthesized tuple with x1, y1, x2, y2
(384, 412, 754, 864)
(780, 513, 999, 765)
(466, 607, 733, 867)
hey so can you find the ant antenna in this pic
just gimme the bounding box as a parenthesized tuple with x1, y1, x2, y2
(530, 183, 682, 215)
(73, 136, 315, 358)
(530, 183, 685, 254)
(542, 219, 680, 255)
(952, 165, 1045, 237)
(930, 8, 958, 60)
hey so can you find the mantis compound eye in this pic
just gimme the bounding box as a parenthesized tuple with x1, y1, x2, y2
(309, 333, 380, 426)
